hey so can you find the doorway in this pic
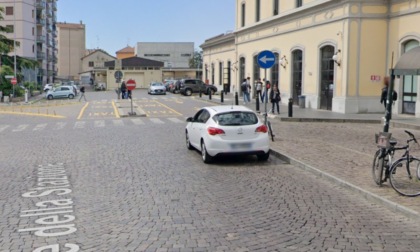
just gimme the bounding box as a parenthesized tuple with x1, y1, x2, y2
(319, 46, 335, 110)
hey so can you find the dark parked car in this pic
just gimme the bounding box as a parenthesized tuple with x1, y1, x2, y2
(179, 79, 218, 96)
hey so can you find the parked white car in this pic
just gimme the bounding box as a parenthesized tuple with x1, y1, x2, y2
(185, 105, 270, 163)
(43, 83, 54, 92)
(45, 86, 75, 100)
(148, 82, 166, 95)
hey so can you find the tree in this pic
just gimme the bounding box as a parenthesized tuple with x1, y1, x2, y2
(189, 50, 203, 69)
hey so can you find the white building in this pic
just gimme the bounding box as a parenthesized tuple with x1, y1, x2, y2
(0, 0, 58, 86)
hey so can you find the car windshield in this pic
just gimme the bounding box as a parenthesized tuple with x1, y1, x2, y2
(213, 111, 258, 126)
(152, 83, 163, 86)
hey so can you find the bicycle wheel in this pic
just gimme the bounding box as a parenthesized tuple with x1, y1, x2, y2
(372, 149, 387, 186)
(267, 120, 274, 142)
(389, 157, 420, 197)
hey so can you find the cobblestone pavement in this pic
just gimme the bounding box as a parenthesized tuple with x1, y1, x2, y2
(1, 91, 420, 251)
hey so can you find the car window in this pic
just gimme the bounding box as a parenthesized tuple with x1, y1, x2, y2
(62, 87, 69, 91)
(185, 80, 195, 85)
(197, 110, 210, 123)
(214, 112, 258, 126)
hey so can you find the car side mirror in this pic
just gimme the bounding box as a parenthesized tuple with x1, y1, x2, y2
(186, 117, 193, 122)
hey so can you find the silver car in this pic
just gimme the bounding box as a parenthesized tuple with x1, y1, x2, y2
(45, 86, 75, 100)
(148, 82, 166, 95)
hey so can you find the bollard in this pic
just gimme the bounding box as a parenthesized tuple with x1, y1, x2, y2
(235, 92, 239, 105)
(199, 88, 202, 98)
(221, 91, 224, 103)
(209, 90, 212, 100)
(288, 98, 293, 117)
(256, 95, 260, 112)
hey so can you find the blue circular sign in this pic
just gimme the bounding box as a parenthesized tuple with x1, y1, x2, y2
(257, 50, 276, 69)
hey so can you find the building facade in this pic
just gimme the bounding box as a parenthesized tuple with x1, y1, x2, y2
(201, 0, 420, 116)
(116, 46, 135, 59)
(56, 21, 85, 81)
(80, 49, 116, 85)
(0, 0, 58, 86)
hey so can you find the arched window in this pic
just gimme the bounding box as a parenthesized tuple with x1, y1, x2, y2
(271, 53, 279, 87)
(319, 45, 335, 110)
(292, 50, 303, 105)
(239, 57, 246, 89)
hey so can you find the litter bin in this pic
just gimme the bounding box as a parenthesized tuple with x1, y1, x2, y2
(298, 95, 306, 108)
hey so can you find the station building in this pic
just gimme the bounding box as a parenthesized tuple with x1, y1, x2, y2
(201, 0, 420, 116)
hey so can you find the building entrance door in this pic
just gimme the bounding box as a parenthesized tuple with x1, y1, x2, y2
(319, 46, 334, 110)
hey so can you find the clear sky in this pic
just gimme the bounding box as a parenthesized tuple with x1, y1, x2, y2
(57, 0, 236, 56)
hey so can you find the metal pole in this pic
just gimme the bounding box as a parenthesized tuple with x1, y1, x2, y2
(264, 69, 267, 113)
(13, 0, 16, 98)
(383, 71, 395, 133)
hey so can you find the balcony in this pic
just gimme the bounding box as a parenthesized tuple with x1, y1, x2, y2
(36, 35, 46, 43)
(36, 18, 45, 26)
(51, 2, 57, 10)
(37, 51, 46, 60)
(36, 0, 46, 9)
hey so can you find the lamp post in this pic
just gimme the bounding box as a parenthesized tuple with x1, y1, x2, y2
(13, 0, 17, 98)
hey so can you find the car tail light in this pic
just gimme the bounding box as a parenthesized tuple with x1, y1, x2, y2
(207, 127, 225, 136)
(255, 125, 268, 133)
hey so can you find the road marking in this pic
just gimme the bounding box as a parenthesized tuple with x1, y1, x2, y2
(131, 118, 144, 125)
(74, 121, 85, 129)
(113, 120, 124, 126)
(152, 100, 183, 116)
(150, 118, 164, 124)
(33, 123, 47, 131)
(111, 101, 120, 118)
(167, 118, 184, 123)
(0, 125, 10, 132)
(77, 102, 89, 120)
(54, 122, 67, 130)
(13, 124, 29, 132)
(94, 120, 105, 128)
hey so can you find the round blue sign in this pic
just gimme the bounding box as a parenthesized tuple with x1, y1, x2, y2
(257, 50, 276, 69)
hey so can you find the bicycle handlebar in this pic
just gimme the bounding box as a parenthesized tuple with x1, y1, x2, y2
(404, 130, 418, 144)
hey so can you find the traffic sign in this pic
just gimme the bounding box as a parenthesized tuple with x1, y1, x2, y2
(114, 70, 123, 79)
(257, 50, 276, 69)
(126, 79, 136, 91)
(11, 78, 17, 85)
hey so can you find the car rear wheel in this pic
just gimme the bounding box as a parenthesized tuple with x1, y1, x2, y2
(68, 94, 74, 99)
(185, 89, 192, 96)
(208, 88, 215, 95)
(201, 141, 213, 163)
(47, 95, 53, 100)
(186, 131, 194, 150)
(257, 152, 270, 161)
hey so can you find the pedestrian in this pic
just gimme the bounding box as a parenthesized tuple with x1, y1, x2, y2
(127, 89, 132, 99)
(121, 81, 127, 99)
(241, 77, 251, 104)
(380, 76, 397, 109)
(270, 84, 281, 114)
(79, 86, 86, 102)
(256, 78, 263, 101)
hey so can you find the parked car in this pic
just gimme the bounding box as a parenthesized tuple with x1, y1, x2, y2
(45, 86, 75, 100)
(63, 83, 79, 95)
(170, 80, 181, 94)
(185, 105, 270, 163)
(43, 83, 54, 92)
(164, 80, 177, 91)
(179, 79, 218, 96)
(148, 82, 166, 95)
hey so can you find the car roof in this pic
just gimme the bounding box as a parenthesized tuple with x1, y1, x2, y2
(204, 105, 254, 114)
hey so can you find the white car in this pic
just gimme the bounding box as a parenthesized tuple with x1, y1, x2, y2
(185, 105, 270, 163)
(148, 82, 166, 95)
(45, 86, 75, 100)
(43, 83, 54, 92)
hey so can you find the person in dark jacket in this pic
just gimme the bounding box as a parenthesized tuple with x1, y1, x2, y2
(120, 81, 127, 99)
(78, 86, 86, 102)
(269, 85, 281, 114)
(380, 76, 397, 109)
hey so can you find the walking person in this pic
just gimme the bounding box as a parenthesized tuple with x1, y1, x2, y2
(380, 76, 397, 109)
(121, 81, 127, 99)
(256, 78, 263, 101)
(270, 85, 281, 114)
(78, 86, 86, 102)
(241, 77, 251, 104)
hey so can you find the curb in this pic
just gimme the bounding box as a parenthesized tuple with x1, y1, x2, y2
(269, 149, 420, 221)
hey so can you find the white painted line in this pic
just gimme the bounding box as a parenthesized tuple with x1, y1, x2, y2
(94, 120, 105, 128)
(13, 124, 29, 132)
(33, 123, 47, 131)
(0, 125, 10, 132)
(131, 118, 144, 125)
(54, 122, 67, 130)
(74, 121, 85, 129)
(167, 118, 184, 123)
(150, 118, 164, 124)
(113, 120, 124, 126)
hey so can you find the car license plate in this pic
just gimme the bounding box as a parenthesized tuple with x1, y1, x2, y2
(231, 143, 252, 149)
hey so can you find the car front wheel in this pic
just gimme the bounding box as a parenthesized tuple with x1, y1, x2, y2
(47, 95, 53, 100)
(257, 152, 270, 161)
(68, 94, 74, 99)
(185, 89, 192, 96)
(201, 141, 213, 163)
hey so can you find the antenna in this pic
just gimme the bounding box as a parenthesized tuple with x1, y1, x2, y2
(96, 36, 100, 49)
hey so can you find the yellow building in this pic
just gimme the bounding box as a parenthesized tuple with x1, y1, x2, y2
(201, 0, 420, 116)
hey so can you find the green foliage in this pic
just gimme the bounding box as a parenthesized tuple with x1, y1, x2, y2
(189, 50, 203, 68)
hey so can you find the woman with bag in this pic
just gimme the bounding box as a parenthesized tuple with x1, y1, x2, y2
(270, 85, 281, 114)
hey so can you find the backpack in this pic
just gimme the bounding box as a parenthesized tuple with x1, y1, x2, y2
(241, 82, 247, 92)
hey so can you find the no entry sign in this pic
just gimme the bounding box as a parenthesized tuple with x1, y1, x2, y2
(126, 79, 136, 91)
(11, 78, 17, 85)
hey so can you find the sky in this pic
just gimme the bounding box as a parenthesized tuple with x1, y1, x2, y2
(57, 0, 236, 56)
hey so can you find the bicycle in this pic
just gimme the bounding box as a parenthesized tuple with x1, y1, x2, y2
(261, 108, 275, 142)
(372, 130, 420, 197)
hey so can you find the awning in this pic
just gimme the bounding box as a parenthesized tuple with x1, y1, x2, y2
(392, 46, 420, 75)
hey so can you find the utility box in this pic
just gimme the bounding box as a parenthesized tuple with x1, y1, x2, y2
(298, 95, 306, 108)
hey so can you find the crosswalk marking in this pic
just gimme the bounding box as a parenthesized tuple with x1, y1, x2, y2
(74, 121, 85, 129)
(54, 122, 67, 130)
(167, 118, 184, 123)
(13, 124, 29, 132)
(150, 118, 164, 124)
(131, 118, 144, 125)
(113, 120, 124, 126)
(94, 120, 105, 128)
(0, 125, 10, 132)
(33, 123, 47, 131)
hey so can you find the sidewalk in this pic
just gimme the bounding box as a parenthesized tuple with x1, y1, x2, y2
(200, 92, 420, 220)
